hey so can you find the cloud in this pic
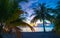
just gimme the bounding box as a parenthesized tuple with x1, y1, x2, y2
(19, 0, 39, 10)
(19, 0, 59, 22)
(19, 0, 58, 11)
(19, 0, 38, 19)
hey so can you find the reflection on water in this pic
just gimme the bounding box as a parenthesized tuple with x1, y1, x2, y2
(20, 27, 54, 32)
(20, 23, 54, 32)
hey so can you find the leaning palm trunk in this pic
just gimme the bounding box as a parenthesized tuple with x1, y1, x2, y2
(0, 0, 34, 38)
(3, 26, 22, 38)
(13, 27, 21, 38)
(3, 21, 35, 38)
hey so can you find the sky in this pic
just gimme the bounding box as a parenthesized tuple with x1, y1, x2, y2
(20, 0, 59, 11)
(19, 0, 59, 32)
(19, 0, 59, 24)
(19, 0, 59, 20)
(19, 0, 59, 23)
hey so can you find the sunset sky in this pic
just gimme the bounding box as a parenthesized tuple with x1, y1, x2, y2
(19, 0, 59, 21)
(19, 0, 59, 32)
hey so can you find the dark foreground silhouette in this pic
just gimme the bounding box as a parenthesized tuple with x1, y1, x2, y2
(2, 32, 60, 38)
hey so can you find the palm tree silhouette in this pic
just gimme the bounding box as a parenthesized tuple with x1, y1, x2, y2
(0, 0, 34, 38)
(31, 3, 53, 32)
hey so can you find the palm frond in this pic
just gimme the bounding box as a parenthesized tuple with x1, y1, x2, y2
(31, 15, 40, 23)
(9, 19, 35, 31)
(45, 13, 55, 22)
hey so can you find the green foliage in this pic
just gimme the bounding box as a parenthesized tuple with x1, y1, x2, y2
(0, 0, 34, 32)
(51, 1, 60, 32)
(0, 0, 34, 38)
(0, 0, 19, 22)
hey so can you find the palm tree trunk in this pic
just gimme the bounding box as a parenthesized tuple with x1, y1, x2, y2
(14, 27, 21, 38)
(43, 19, 45, 32)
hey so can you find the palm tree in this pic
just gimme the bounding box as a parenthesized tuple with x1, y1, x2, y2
(51, 1, 60, 34)
(0, 0, 34, 38)
(31, 3, 53, 32)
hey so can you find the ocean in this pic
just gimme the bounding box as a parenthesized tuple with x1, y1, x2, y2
(2, 32, 60, 38)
